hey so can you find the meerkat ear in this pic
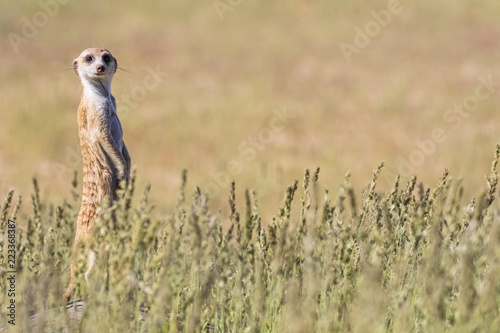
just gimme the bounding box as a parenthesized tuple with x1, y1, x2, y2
(73, 59, 79, 76)
(113, 58, 117, 74)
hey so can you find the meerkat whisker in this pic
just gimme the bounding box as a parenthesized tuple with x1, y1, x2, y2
(117, 67, 133, 74)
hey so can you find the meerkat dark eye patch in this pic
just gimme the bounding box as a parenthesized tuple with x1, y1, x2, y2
(85, 55, 94, 63)
(102, 54, 110, 63)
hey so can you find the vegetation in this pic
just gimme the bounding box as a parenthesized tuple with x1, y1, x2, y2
(2, 147, 500, 332)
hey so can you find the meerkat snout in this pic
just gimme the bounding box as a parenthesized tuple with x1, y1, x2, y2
(73, 48, 117, 79)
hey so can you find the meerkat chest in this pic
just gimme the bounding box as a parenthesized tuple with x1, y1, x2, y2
(80, 93, 123, 149)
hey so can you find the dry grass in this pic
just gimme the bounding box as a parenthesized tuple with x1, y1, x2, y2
(1, 154, 500, 331)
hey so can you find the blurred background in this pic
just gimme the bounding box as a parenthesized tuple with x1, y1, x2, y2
(1, 0, 500, 220)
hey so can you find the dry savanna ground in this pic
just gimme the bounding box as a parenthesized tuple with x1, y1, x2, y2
(1, 0, 500, 221)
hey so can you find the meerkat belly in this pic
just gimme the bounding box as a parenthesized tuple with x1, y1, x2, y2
(80, 140, 114, 198)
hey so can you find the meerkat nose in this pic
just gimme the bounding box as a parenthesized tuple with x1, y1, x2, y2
(96, 65, 105, 73)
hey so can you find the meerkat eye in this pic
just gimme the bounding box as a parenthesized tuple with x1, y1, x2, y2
(102, 54, 110, 63)
(85, 55, 93, 63)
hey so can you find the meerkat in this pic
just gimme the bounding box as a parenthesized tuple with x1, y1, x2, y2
(63, 48, 131, 300)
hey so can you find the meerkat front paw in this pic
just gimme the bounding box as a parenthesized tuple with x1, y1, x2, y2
(117, 171, 126, 181)
(116, 172, 128, 190)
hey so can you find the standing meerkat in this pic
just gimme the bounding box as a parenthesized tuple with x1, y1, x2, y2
(63, 48, 131, 300)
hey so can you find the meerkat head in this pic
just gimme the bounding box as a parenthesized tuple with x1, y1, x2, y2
(73, 48, 117, 85)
